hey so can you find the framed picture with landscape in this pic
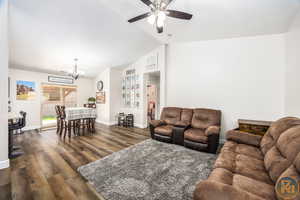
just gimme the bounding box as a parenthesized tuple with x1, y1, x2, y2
(16, 80, 36, 100)
(96, 92, 105, 104)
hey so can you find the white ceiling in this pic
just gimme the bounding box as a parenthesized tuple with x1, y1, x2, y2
(111, 0, 300, 42)
(9, 0, 300, 77)
(9, 0, 161, 77)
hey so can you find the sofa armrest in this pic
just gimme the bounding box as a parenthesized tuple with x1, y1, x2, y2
(194, 181, 265, 200)
(205, 126, 221, 136)
(174, 121, 190, 128)
(205, 126, 221, 153)
(226, 130, 262, 147)
(149, 120, 165, 128)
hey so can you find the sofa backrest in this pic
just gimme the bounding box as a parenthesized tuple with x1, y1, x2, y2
(264, 125, 300, 183)
(191, 109, 221, 130)
(180, 108, 193, 123)
(160, 107, 182, 125)
(260, 117, 300, 155)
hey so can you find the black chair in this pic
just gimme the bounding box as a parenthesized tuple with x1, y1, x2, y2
(8, 116, 24, 159)
(118, 113, 126, 126)
(15, 111, 26, 134)
(126, 114, 134, 127)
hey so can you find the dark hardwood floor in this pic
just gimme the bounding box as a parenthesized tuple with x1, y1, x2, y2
(0, 124, 150, 200)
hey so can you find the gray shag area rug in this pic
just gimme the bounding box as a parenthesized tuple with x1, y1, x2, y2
(78, 139, 217, 200)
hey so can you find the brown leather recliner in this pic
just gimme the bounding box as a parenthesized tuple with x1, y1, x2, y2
(150, 107, 222, 154)
(194, 117, 300, 200)
(149, 107, 181, 143)
(184, 109, 221, 153)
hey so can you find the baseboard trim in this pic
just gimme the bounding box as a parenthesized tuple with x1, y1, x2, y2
(0, 159, 10, 169)
(96, 120, 115, 126)
(135, 124, 146, 129)
(23, 125, 41, 131)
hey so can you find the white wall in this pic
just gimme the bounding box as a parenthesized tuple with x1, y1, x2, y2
(9, 69, 94, 130)
(120, 45, 166, 128)
(285, 10, 300, 117)
(94, 68, 111, 125)
(166, 34, 286, 140)
(93, 46, 166, 128)
(93, 67, 123, 125)
(110, 68, 122, 124)
(0, 0, 9, 168)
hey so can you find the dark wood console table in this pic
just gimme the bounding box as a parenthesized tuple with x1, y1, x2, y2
(236, 119, 273, 136)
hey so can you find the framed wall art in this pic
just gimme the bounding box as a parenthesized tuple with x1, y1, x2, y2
(48, 76, 74, 84)
(96, 92, 106, 104)
(16, 80, 36, 100)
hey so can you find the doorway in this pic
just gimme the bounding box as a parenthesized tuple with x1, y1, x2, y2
(146, 72, 160, 125)
(41, 84, 77, 128)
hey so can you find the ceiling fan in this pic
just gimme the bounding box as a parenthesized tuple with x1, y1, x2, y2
(128, 0, 193, 34)
(60, 58, 84, 80)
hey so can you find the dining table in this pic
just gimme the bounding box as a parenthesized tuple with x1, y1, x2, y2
(65, 107, 97, 121)
(65, 107, 97, 134)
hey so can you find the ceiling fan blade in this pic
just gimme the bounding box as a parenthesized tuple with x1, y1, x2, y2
(164, 0, 174, 6)
(128, 12, 151, 23)
(140, 0, 153, 7)
(156, 26, 163, 34)
(166, 10, 193, 20)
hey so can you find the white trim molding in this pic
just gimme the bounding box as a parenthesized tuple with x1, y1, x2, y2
(135, 123, 147, 129)
(23, 125, 41, 131)
(96, 120, 115, 126)
(0, 159, 9, 169)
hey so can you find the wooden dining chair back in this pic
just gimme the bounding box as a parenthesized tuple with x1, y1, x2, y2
(55, 105, 62, 134)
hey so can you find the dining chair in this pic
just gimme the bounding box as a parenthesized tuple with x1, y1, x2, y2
(13, 111, 27, 135)
(19, 111, 27, 134)
(126, 114, 134, 127)
(118, 113, 126, 126)
(60, 106, 77, 138)
(55, 105, 61, 134)
(81, 104, 96, 134)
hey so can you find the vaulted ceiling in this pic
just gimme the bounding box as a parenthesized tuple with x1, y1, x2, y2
(9, 0, 300, 77)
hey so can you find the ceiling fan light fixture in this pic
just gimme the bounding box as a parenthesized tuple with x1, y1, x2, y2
(128, 0, 193, 33)
(157, 18, 165, 28)
(158, 11, 166, 21)
(148, 14, 156, 25)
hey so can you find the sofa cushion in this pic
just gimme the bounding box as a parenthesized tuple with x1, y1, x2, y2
(233, 174, 276, 200)
(154, 125, 173, 136)
(160, 107, 181, 125)
(181, 108, 193, 123)
(260, 117, 300, 155)
(214, 149, 273, 184)
(184, 128, 208, 143)
(222, 141, 264, 160)
(205, 168, 276, 200)
(191, 109, 221, 130)
(264, 125, 300, 183)
(227, 130, 262, 147)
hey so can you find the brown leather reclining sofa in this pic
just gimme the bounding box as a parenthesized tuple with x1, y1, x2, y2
(149, 107, 222, 153)
(194, 117, 300, 200)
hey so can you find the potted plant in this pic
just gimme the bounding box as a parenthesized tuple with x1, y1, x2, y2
(88, 97, 96, 104)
